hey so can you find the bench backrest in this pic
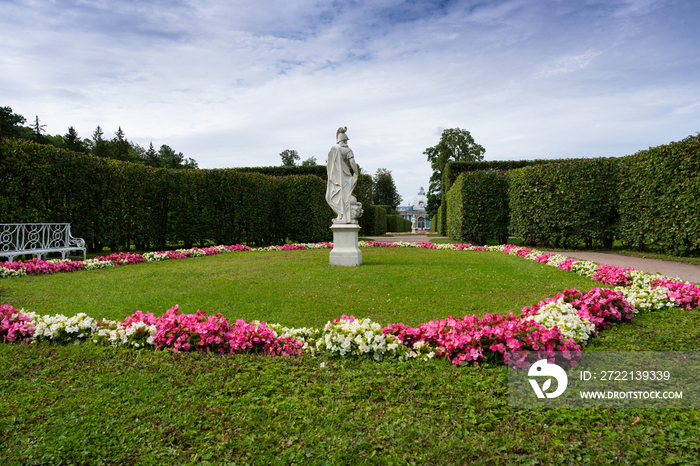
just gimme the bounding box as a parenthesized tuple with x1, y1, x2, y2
(0, 223, 73, 253)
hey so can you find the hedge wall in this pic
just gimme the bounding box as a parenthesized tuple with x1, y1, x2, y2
(386, 214, 411, 233)
(233, 165, 328, 179)
(617, 134, 700, 255)
(436, 204, 444, 236)
(0, 139, 333, 250)
(376, 205, 396, 215)
(446, 171, 509, 245)
(358, 205, 387, 236)
(438, 160, 556, 235)
(508, 157, 619, 248)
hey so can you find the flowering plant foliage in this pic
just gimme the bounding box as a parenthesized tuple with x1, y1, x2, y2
(0, 258, 85, 276)
(557, 258, 580, 272)
(2, 241, 700, 369)
(1, 304, 34, 343)
(534, 253, 556, 264)
(592, 264, 633, 286)
(651, 278, 700, 310)
(0, 262, 27, 277)
(28, 311, 99, 344)
(316, 315, 435, 361)
(525, 297, 597, 343)
(569, 260, 600, 278)
(94, 252, 147, 266)
(383, 312, 581, 367)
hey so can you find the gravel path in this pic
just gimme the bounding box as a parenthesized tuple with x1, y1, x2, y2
(546, 251, 700, 284)
(363, 236, 700, 284)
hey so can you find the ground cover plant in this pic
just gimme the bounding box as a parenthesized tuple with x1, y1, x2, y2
(0, 246, 599, 327)
(1, 244, 700, 464)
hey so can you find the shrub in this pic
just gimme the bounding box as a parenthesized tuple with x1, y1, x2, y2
(0, 139, 332, 249)
(618, 134, 700, 255)
(508, 158, 619, 248)
(446, 171, 509, 245)
(386, 214, 400, 233)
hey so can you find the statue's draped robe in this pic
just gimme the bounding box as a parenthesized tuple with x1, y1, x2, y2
(326, 145, 357, 222)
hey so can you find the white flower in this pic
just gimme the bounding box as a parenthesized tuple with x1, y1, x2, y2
(530, 297, 596, 344)
(570, 260, 599, 278)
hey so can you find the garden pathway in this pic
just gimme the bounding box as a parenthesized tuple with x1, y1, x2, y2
(363, 236, 700, 284)
(546, 251, 700, 284)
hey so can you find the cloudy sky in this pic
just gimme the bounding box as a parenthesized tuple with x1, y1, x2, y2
(1, 0, 699, 203)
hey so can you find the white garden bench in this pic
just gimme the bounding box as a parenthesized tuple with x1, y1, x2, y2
(0, 223, 86, 262)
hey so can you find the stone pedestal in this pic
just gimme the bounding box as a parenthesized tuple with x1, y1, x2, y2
(329, 223, 362, 266)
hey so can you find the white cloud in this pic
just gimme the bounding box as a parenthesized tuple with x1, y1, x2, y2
(1, 0, 699, 202)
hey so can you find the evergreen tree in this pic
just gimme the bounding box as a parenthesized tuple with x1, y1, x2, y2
(91, 125, 110, 158)
(158, 144, 195, 169)
(32, 115, 47, 144)
(110, 126, 138, 162)
(63, 126, 87, 152)
(373, 168, 402, 210)
(143, 142, 160, 167)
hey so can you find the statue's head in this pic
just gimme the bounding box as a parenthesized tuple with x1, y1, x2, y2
(336, 127, 349, 146)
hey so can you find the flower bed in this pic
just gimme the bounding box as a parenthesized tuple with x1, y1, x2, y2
(2, 242, 699, 367)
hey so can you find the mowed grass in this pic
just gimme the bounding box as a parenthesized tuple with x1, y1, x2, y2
(0, 248, 601, 327)
(2, 248, 700, 465)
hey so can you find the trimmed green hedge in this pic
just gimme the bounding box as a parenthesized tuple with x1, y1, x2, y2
(386, 214, 411, 233)
(436, 204, 444, 236)
(386, 214, 398, 233)
(0, 139, 333, 249)
(439, 160, 560, 236)
(446, 171, 509, 245)
(233, 165, 328, 179)
(618, 134, 700, 255)
(359, 205, 388, 236)
(376, 205, 396, 215)
(508, 158, 619, 248)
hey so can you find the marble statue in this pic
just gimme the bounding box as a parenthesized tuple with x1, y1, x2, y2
(326, 127, 362, 224)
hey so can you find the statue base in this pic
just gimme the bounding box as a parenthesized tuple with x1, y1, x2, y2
(329, 223, 362, 266)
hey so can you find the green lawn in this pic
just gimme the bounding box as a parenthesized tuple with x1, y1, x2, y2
(1, 248, 600, 327)
(1, 248, 699, 465)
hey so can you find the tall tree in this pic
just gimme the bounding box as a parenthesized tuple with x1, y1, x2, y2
(157, 144, 196, 169)
(143, 142, 160, 167)
(301, 156, 317, 166)
(0, 106, 31, 140)
(63, 126, 87, 152)
(158, 144, 183, 169)
(105, 126, 139, 163)
(373, 168, 402, 210)
(111, 126, 132, 161)
(280, 149, 300, 167)
(31, 115, 47, 144)
(423, 128, 485, 217)
(91, 125, 110, 158)
(354, 164, 374, 206)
